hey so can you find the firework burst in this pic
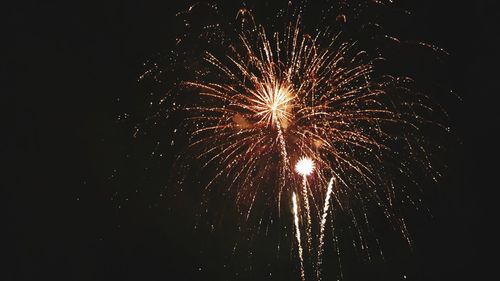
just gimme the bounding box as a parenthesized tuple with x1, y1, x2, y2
(180, 12, 442, 278)
(138, 2, 449, 280)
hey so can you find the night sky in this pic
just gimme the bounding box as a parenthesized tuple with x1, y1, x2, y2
(11, 0, 498, 280)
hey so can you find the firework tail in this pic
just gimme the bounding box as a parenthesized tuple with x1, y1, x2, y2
(276, 118, 290, 216)
(316, 176, 335, 281)
(301, 175, 313, 257)
(292, 192, 306, 281)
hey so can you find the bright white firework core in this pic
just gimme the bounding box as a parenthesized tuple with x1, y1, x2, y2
(295, 157, 314, 176)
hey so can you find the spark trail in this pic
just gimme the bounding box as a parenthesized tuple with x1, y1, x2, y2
(275, 117, 291, 216)
(295, 157, 315, 256)
(300, 176, 312, 255)
(292, 192, 305, 281)
(317, 176, 335, 280)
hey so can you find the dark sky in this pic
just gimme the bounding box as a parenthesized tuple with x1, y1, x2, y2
(11, 0, 499, 280)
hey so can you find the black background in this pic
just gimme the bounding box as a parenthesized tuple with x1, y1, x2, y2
(11, 0, 498, 280)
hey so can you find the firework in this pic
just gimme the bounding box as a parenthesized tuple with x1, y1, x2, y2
(167, 4, 447, 280)
(295, 157, 315, 177)
(295, 157, 314, 257)
(317, 176, 335, 280)
(292, 192, 305, 281)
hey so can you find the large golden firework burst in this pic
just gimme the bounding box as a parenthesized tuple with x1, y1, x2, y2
(177, 9, 444, 281)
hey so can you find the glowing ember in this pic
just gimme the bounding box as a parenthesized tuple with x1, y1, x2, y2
(295, 157, 315, 177)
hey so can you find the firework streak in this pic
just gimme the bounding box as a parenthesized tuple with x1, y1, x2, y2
(317, 176, 335, 280)
(292, 192, 306, 281)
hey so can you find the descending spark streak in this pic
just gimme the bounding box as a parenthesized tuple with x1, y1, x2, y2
(317, 176, 335, 281)
(295, 158, 314, 255)
(292, 192, 305, 281)
(275, 117, 290, 216)
(301, 175, 312, 255)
